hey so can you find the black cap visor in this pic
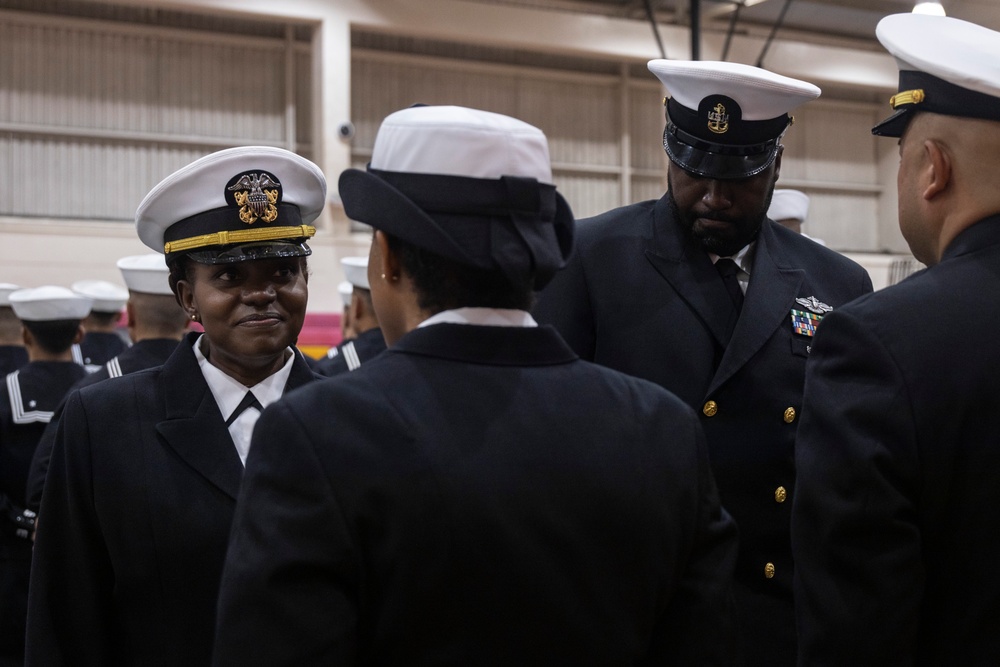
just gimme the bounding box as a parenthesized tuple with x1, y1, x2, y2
(873, 70, 1000, 138)
(664, 124, 780, 180)
(184, 240, 312, 265)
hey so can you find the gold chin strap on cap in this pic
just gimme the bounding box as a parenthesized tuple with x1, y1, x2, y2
(163, 225, 316, 254)
(890, 89, 926, 109)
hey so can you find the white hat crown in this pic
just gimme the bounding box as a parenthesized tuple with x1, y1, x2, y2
(71, 280, 128, 313)
(370, 106, 553, 183)
(117, 254, 172, 296)
(341, 256, 370, 291)
(768, 189, 811, 223)
(0, 283, 21, 308)
(10, 286, 93, 321)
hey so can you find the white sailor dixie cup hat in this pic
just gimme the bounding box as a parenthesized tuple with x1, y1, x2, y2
(135, 146, 327, 264)
(648, 60, 820, 180)
(873, 14, 1000, 137)
(71, 280, 128, 313)
(337, 281, 354, 308)
(0, 284, 21, 308)
(338, 105, 574, 290)
(9, 286, 92, 322)
(341, 257, 370, 291)
(117, 254, 173, 296)
(768, 189, 811, 223)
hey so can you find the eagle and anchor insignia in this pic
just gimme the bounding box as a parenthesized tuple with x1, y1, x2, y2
(227, 172, 281, 224)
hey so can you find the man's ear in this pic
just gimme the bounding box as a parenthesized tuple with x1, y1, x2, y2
(348, 292, 364, 322)
(72, 324, 85, 345)
(20, 325, 31, 348)
(922, 139, 952, 200)
(125, 300, 137, 329)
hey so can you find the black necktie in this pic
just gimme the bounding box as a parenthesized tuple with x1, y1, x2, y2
(225, 391, 263, 427)
(715, 258, 745, 314)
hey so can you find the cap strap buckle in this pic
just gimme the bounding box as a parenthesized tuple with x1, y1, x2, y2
(890, 89, 925, 109)
(164, 224, 316, 254)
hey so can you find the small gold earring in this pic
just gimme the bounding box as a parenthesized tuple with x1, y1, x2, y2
(381, 273, 386, 280)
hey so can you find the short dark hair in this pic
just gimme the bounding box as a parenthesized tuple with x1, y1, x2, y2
(384, 233, 534, 313)
(167, 255, 195, 302)
(86, 310, 121, 327)
(23, 320, 79, 354)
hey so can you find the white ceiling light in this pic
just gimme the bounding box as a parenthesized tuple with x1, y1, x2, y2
(912, 2, 946, 16)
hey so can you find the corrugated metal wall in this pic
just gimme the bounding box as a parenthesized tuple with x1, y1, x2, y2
(0, 10, 314, 222)
(351, 32, 886, 250)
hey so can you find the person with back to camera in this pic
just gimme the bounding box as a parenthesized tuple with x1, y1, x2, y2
(70, 279, 130, 371)
(0, 286, 28, 377)
(315, 256, 386, 376)
(0, 286, 90, 667)
(793, 14, 1000, 665)
(24, 253, 191, 515)
(212, 105, 739, 666)
(25, 145, 324, 666)
(533, 59, 873, 664)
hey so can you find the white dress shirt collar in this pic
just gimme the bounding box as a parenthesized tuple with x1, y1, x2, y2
(417, 307, 538, 329)
(192, 334, 295, 465)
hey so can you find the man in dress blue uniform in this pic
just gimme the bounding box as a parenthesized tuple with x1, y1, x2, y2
(70, 280, 129, 371)
(212, 105, 739, 665)
(23, 254, 189, 514)
(0, 286, 90, 666)
(315, 256, 386, 377)
(0, 287, 27, 378)
(534, 60, 873, 665)
(793, 14, 1000, 665)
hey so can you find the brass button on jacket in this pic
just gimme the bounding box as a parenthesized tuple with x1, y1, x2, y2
(703, 400, 718, 417)
(764, 562, 776, 579)
(783, 407, 796, 423)
(774, 486, 787, 503)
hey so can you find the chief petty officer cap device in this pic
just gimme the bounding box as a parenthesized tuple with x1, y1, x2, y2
(648, 59, 820, 180)
(873, 13, 1000, 138)
(135, 146, 327, 265)
(9, 286, 93, 322)
(338, 105, 574, 290)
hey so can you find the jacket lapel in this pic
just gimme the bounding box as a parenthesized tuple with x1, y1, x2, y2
(155, 334, 243, 501)
(644, 197, 735, 348)
(708, 224, 803, 395)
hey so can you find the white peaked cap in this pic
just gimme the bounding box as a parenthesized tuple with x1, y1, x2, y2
(341, 256, 370, 291)
(0, 284, 21, 307)
(370, 105, 553, 183)
(117, 254, 173, 296)
(10, 286, 93, 321)
(768, 189, 811, 223)
(648, 60, 820, 121)
(873, 14, 1000, 136)
(877, 14, 1000, 100)
(135, 145, 327, 255)
(71, 280, 128, 313)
